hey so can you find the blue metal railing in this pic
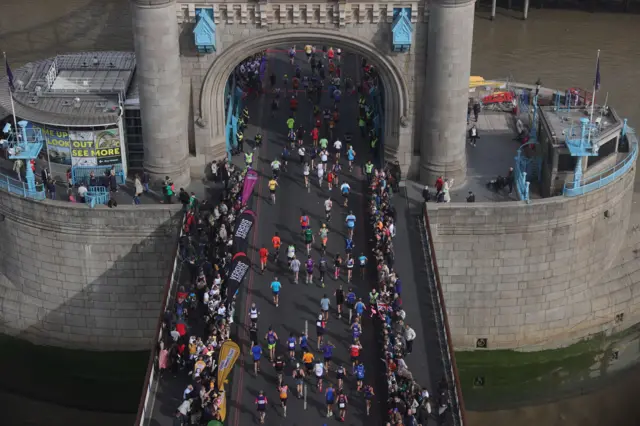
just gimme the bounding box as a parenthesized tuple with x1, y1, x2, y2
(368, 85, 384, 167)
(85, 186, 110, 208)
(0, 172, 46, 200)
(563, 125, 637, 197)
(72, 165, 126, 186)
(225, 74, 245, 160)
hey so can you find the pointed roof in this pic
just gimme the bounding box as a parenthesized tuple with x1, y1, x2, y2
(392, 9, 413, 45)
(194, 9, 216, 46)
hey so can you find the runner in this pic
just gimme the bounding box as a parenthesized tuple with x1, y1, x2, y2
(302, 349, 314, 374)
(311, 127, 319, 147)
(358, 252, 368, 279)
(319, 137, 329, 150)
(316, 313, 326, 349)
(265, 326, 279, 361)
(249, 302, 260, 326)
(333, 138, 342, 160)
(353, 359, 365, 391)
(249, 320, 259, 346)
(296, 125, 305, 145)
(351, 318, 362, 341)
(337, 391, 348, 421)
(317, 161, 324, 187)
(336, 363, 346, 390)
(320, 294, 330, 321)
(298, 146, 306, 164)
(350, 340, 362, 370)
(318, 223, 329, 254)
(327, 168, 335, 191)
(334, 253, 343, 280)
(325, 383, 336, 418)
(281, 145, 289, 171)
(300, 213, 310, 234)
(322, 341, 335, 370)
(345, 237, 355, 257)
(340, 181, 351, 207)
(286, 115, 295, 131)
(270, 157, 281, 180)
(299, 331, 310, 353)
(346, 288, 357, 322)
(287, 244, 296, 268)
(255, 390, 268, 424)
(293, 363, 306, 398)
(303, 161, 310, 188)
(332, 159, 342, 187)
(345, 210, 356, 239)
(354, 297, 366, 319)
(314, 359, 325, 391)
(363, 384, 375, 416)
(259, 246, 268, 273)
(268, 176, 278, 204)
(274, 354, 285, 387)
(278, 383, 289, 417)
(305, 255, 314, 284)
(290, 255, 301, 284)
(288, 45, 296, 64)
(270, 277, 282, 307)
(304, 226, 314, 254)
(287, 332, 297, 360)
(252, 342, 262, 375)
(304, 44, 313, 62)
(271, 231, 281, 260)
(347, 144, 356, 172)
(334, 283, 345, 318)
(318, 256, 328, 287)
(324, 196, 333, 222)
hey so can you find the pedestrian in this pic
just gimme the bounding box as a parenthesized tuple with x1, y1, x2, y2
(473, 101, 481, 121)
(468, 124, 479, 147)
(422, 185, 431, 202)
(507, 167, 514, 194)
(404, 324, 416, 354)
(13, 159, 23, 181)
(134, 173, 143, 204)
(142, 171, 150, 192)
(46, 178, 56, 200)
(466, 191, 475, 203)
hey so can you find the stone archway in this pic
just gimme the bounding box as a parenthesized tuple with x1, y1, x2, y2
(198, 28, 410, 161)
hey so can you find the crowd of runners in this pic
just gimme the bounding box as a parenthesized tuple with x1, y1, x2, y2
(156, 45, 447, 426)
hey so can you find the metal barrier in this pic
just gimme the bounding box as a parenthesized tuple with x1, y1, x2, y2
(72, 165, 126, 186)
(563, 125, 638, 197)
(422, 206, 466, 426)
(0, 172, 46, 200)
(368, 85, 384, 166)
(135, 215, 185, 426)
(85, 186, 110, 208)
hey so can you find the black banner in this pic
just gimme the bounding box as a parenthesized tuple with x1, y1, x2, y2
(226, 252, 251, 299)
(233, 209, 256, 254)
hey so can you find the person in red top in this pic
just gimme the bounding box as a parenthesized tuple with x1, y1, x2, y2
(315, 117, 322, 129)
(311, 127, 319, 147)
(300, 214, 310, 232)
(289, 96, 298, 112)
(292, 77, 300, 90)
(350, 341, 361, 369)
(176, 322, 187, 337)
(259, 247, 269, 273)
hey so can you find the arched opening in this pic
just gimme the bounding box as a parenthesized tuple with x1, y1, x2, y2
(198, 29, 410, 163)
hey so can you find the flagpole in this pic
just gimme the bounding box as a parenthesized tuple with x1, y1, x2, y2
(587, 49, 600, 147)
(3, 52, 19, 139)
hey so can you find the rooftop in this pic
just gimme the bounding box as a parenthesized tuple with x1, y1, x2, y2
(0, 52, 136, 127)
(540, 104, 623, 151)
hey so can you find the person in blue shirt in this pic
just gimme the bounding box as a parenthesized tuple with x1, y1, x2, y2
(325, 384, 336, 417)
(322, 341, 335, 370)
(355, 298, 366, 319)
(351, 319, 362, 341)
(345, 237, 355, 256)
(287, 332, 297, 361)
(299, 331, 309, 353)
(353, 359, 365, 391)
(251, 343, 262, 375)
(270, 277, 282, 307)
(345, 211, 356, 238)
(358, 253, 368, 279)
(265, 326, 279, 362)
(346, 288, 357, 322)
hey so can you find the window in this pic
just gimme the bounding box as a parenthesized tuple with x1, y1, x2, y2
(124, 109, 144, 170)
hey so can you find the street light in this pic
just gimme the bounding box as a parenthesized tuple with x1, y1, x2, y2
(535, 78, 542, 97)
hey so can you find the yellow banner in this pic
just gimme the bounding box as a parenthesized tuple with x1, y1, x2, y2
(217, 340, 240, 391)
(218, 390, 227, 422)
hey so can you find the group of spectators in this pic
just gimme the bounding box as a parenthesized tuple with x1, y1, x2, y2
(157, 162, 247, 426)
(366, 167, 451, 426)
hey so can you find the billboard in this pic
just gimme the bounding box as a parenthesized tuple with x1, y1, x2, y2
(40, 126, 72, 165)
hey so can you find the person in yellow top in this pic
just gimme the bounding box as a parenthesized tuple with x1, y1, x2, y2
(193, 357, 207, 379)
(268, 177, 279, 204)
(279, 384, 289, 417)
(302, 351, 314, 372)
(304, 44, 313, 61)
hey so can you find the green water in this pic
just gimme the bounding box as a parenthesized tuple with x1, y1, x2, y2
(456, 325, 640, 411)
(0, 334, 149, 413)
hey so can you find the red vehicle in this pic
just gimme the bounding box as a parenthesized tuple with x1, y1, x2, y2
(481, 91, 516, 112)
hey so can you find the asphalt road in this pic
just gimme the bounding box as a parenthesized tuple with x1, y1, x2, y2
(149, 48, 447, 426)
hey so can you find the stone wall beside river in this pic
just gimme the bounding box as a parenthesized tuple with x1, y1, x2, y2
(428, 170, 638, 350)
(0, 191, 182, 350)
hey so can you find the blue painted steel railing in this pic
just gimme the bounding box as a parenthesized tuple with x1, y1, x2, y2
(0, 172, 46, 200)
(225, 74, 244, 160)
(514, 154, 531, 202)
(85, 186, 110, 208)
(368, 85, 385, 167)
(563, 125, 638, 197)
(72, 165, 126, 186)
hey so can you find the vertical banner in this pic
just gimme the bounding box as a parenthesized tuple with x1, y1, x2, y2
(217, 391, 228, 422)
(226, 252, 251, 300)
(241, 169, 259, 204)
(39, 126, 72, 165)
(94, 128, 122, 165)
(217, 340, 240, 390)
(69, 131, 97, 166)
(232, 210, 256, 254)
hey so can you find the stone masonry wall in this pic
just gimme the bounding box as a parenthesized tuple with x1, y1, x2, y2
(0, 191, 182, 350)
(427, 170, 636, 350)
(175, 1, 428, 177)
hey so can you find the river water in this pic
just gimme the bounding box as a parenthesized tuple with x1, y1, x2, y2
(1, 1, 640, 425)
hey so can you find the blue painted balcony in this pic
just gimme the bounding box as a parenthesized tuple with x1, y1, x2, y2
(194, 8, 216, 54)
(392, 8, 413, 53)
(6, 120, 44, 160)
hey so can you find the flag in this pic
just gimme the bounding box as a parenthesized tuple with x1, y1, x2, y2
(217, 340, 240, 391)
(594, 53, 601, 91)
(5, 56, 15, 92)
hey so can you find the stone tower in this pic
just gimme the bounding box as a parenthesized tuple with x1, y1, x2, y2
(130, 0, 191, 188)
(421, 0, 475, 185)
